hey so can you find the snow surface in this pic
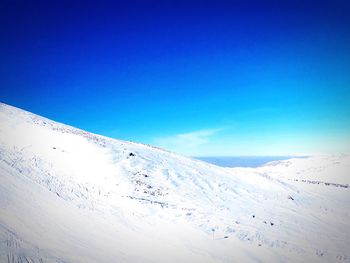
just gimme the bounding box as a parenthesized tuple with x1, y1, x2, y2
(0, 102, 349, 262)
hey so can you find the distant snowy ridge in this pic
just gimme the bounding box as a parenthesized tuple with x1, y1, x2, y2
(260, 155, 350, 186)
(0, 102, 349, 263)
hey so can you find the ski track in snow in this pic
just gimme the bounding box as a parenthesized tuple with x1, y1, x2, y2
(0, 103, 349, 262)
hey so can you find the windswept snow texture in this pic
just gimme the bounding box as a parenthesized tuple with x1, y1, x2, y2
(0, 103, 349, 263)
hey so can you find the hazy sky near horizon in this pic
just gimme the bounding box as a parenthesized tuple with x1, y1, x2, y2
(1, 0, 350, 156)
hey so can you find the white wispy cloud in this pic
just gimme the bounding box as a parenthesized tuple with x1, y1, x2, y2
(153, 128, 222, 155)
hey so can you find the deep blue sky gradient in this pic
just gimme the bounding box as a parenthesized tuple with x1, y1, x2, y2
(1, 0, 350, 155)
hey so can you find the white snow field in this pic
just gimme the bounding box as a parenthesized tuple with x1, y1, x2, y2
(0, 102, 349, 263)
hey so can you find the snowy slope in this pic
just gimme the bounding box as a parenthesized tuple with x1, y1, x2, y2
(259, 155, 350, 186)
(0, 103, 349, 263)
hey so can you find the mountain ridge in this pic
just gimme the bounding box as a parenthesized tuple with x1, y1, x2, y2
(0, 102, 349, 262)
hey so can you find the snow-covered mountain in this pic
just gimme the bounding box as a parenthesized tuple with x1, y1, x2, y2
(0, 103, 349, 263)
(259, 155, 350, 186)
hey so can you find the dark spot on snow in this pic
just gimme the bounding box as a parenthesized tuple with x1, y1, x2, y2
(288, 195, 294, 201)
(252, 215, 255, 218)
(129, 152, 136, 157)
(270, 222, 274, 226)
(316, 250, 326, 257)
(258, 244, 262, 246)
(224, 236, 229, 239)
(263, 221, 267, 224)
(235, 221, 240, 224)
(186, 213, 192, 216)
(52, 147, 56, 149)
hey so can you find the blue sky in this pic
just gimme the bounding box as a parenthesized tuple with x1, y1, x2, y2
(1, 0, 350, 156)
